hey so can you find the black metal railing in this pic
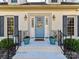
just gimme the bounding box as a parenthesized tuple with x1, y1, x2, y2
(57, 30, 79, 59)
(57, 30, 67, 49)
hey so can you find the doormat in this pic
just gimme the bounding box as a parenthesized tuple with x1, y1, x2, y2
(35, 39, 44, 41)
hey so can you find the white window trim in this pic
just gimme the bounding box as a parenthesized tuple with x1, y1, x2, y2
(67, 16, 77, 37)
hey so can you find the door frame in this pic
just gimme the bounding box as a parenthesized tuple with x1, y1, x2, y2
(28, 13, 52, 38)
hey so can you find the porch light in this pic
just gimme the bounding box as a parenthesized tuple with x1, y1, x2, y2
(76, 8, 79, 11)
(24, 15, 27, 21)
(52, 15, 56, 21)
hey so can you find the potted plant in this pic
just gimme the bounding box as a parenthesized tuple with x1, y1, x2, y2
(23, 36, 30, 45)
(49, 36, 56, 45)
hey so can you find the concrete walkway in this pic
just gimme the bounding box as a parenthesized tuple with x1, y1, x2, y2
(13, 38, 67, 59)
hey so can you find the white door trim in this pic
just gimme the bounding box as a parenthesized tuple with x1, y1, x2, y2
(28, 13, 52, 38)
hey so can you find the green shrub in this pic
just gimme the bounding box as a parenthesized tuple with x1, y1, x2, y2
(74, 40, 79, 53)
(0, 38, 14, 50)
(64, 38, 79, 53)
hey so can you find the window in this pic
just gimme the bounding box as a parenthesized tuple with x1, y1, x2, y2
(11, 0, 17, 3)
(63, 16, 75, 36)
(51, 0, 57, 2)
(32, 18, 34, 28)
(37, 17, 43, 28)
(67, 17, 74, 36)
(7, 17, 14, 35)
(46, 17, 48, 25)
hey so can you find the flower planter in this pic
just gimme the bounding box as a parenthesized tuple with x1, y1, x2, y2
(49, 38, 56, 45)
(23, 38, 30, 45)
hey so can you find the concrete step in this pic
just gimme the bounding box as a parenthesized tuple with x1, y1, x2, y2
(12, 39, 67, 59)
(13, 51, 66, 59)
(17, 45, 63, 54)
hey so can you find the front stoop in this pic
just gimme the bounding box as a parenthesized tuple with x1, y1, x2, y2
(13, 39, 67, 59)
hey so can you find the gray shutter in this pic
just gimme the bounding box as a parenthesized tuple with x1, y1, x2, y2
(77, 16, 79, 36)
(63, 16, 67, 36)
(14, 16, 18, 36)
(0, 16, 4, 36)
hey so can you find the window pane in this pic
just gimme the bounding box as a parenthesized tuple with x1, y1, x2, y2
(11, 0, 17, 3)
(46, 17, 48, 25)
(7, 17, 14, 35)
(32, 18, 34, 28)
(51, 0, 57, 2)
(67, 17, 74, 36)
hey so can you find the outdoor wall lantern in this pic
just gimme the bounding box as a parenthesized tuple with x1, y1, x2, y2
(76, 8, 79, 11)
(24, 15, 27, 21)
(52, 15, 56, 21)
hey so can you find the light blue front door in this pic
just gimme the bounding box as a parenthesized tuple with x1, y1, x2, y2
(35, 16, 45, 38)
